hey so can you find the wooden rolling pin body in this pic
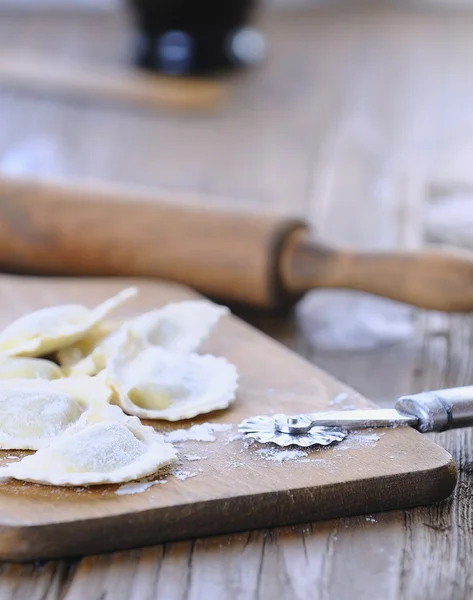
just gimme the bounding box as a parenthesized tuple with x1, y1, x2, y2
(2, 176, 473, 311)
(0, 177, 304, 308)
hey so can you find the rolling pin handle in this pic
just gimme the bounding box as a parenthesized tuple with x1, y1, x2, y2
(281, 229, 473, 312)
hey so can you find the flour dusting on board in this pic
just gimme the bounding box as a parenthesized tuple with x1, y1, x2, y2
(112, 424, 237, 493)
(172, 469, 197, 481)
(246, 430, 383, 466)
(330, 392, 349, 405)
(337, 432, 382, 451)
(328, 392, 356, 410)
(115, 480, 167, 495)
(225, 433, 242, 444)
(297, 290, 413, 350)
(114, 463, 204, 493)
(255, 448, 309, 462)
(165, 423, 232, 443)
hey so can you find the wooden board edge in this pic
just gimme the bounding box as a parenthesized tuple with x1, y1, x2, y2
(0, 454, 457, 562)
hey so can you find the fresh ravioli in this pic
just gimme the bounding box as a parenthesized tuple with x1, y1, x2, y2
(0, 375, 111, 450)
(107, 331, 238, 421)
(56, 320, 120, 374)
(2, 402, 177, 486)
(0, 287, 137, 358)
(61, 300, 228, 377)
(0, 357, 63, 380)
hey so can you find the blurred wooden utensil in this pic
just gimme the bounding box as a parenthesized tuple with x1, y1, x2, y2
(0, 51, 226, 111)
(1, 174, 473, 311)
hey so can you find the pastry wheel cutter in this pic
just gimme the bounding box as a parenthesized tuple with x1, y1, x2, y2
(238, 386, 473, 447)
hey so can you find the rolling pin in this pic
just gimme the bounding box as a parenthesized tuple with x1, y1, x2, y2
(1, 175, 473, 312)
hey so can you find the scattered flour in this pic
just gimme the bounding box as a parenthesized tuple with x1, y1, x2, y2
(296, 290, 413, 350)
(172, 469, 198, 481)
(328, 392, 356, 410)
(225, 433, 242, 444)
(330, 392, 349, 405)
(117, 424, 382, 492)
(255, 448, 309, 463)
(337, 432, 381, 451)
(245, 429, 382, 466)
(225, 457, 244, 469)
(115, 479, 167, 495)
(165, 423, 232, 443)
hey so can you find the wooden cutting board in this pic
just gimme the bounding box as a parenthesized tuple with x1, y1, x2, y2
(0, 275, 456, 561)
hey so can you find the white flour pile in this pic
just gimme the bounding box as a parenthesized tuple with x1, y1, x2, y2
(165, 423, 232, 443)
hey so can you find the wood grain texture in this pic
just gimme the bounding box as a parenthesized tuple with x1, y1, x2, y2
(1, 3, 473, 599)
(0, 274, 455, 561)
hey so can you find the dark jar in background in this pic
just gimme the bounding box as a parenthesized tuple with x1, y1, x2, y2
(127, 0, 265, 76)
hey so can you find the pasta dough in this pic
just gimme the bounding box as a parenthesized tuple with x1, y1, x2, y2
(2, 402, 177, 486)
(107, 331, 238, 421)
(61, 299, 227, 376)
(0, 287, 137, 358)
(56, 320, 120, 374)
(0, 357, 63, 380)
(120, 300, 228, 352)
(0, 287, 238, 488)
(0, 375, 111, 450)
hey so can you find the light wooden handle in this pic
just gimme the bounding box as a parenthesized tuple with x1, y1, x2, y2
(282, 230, 473, 312)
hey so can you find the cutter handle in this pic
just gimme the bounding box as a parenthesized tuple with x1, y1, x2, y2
(395, 386, 473, 433)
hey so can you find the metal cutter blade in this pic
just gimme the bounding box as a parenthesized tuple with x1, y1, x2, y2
(238, 414, 347, 448)
(238, 407, 419, 448)
(239, 386, 473, 447)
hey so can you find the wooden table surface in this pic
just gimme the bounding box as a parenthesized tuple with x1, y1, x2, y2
(1, 3, 473, 599)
